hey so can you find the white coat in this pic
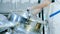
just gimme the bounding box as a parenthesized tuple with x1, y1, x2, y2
(48, 1, 60, 34)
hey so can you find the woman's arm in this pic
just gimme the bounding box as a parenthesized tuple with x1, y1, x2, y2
(31, 0, 51, 10)
(29, 0, 51, 15)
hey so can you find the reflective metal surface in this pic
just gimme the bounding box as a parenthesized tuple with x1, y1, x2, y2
(8, 13, 28, 24)
(0, 14, 8, 32)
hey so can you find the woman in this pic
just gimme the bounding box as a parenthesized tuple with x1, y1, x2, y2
(28, 0, 60, 34)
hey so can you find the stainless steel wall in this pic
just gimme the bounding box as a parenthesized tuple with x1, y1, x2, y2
(0, 0, 38, 13)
